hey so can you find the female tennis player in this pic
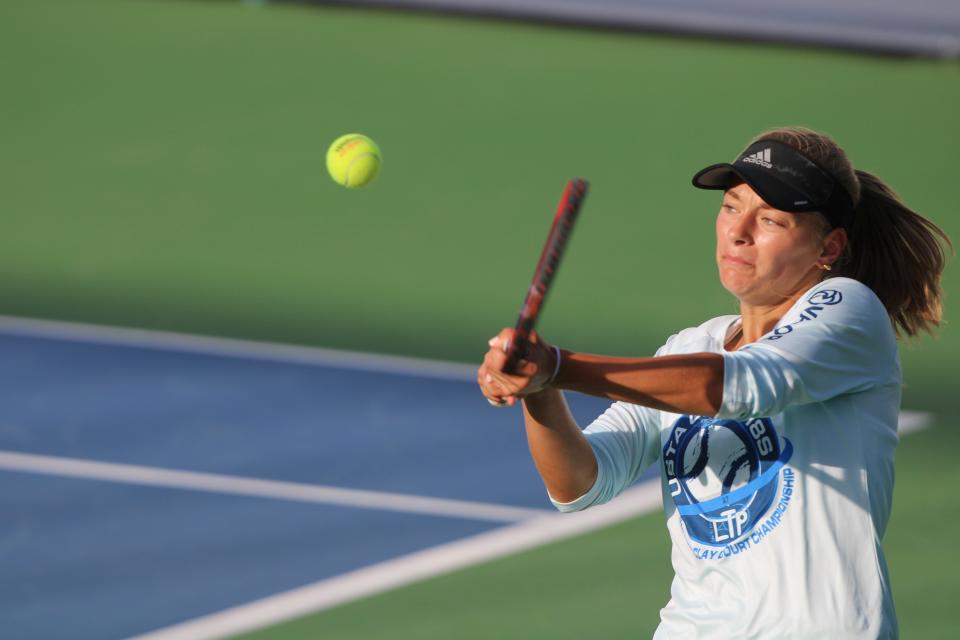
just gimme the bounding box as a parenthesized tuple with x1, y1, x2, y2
(478, 127, 950, 639)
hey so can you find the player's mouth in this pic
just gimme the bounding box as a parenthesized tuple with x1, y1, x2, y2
(720, 254, 753, 267)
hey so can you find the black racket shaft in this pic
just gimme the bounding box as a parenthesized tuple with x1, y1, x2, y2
(504, 178, 588, 374)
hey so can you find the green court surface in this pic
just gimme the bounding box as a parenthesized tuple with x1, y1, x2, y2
(2, 0, 958, 637)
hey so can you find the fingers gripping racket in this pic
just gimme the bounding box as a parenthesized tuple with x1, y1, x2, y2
(504, 178, 589, 374)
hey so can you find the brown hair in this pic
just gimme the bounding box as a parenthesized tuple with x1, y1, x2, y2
(751, 127, 952, 338)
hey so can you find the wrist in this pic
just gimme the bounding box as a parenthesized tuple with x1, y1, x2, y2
(546, 344, 562, 387)
(545, 346, 571, 390)
(521, 386, 565, 408)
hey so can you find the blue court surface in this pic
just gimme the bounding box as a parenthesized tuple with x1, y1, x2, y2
(0, 319, 621, 639)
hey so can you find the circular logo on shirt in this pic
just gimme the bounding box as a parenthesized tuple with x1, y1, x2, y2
(808, 289, 842, 306)
(663, 416, 792, 548)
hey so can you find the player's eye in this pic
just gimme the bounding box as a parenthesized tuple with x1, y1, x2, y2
(761, 216, 786, 227)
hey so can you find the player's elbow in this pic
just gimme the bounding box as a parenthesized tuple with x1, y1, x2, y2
(545, 458, 598, 506)
(678, 353, 724, 416)
(705, 357, 724, 415)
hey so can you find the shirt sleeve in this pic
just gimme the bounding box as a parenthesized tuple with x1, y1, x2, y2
(718, 278, 898, 420)
(550, 401, 662, 512)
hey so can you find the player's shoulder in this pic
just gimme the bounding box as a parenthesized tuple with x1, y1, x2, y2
(795, 276, 889, 322)
(657, 314, 738, 356)
(807, 276, 883, 307)
(766, 277, 894, 345)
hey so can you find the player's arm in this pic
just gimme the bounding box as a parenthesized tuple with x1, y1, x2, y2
(478, 331, 721, 503)
(554, 350, 724, 416)
(479, 329, 723, 416)
(520, 389, 598, 503)
(479, 331, 597, 501)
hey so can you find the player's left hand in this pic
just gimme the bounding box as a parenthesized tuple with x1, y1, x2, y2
(477, 328, 558, 407)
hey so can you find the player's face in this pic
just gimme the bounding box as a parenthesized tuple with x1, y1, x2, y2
(715, 183, 827, 307)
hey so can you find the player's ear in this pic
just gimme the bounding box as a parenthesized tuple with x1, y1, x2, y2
(820, 226, 847, 267)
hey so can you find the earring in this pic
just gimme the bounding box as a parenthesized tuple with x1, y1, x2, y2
(819, 263, 833, 272)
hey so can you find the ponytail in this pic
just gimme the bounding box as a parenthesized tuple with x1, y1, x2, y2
(834, 170, 952, 337)
(751, 126, 952, 338)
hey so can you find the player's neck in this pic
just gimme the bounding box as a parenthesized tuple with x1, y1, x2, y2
(735, 295, 804, 348)
(732, 274, 824, 348)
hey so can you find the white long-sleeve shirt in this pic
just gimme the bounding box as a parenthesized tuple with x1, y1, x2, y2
(553, 277, 901, 639)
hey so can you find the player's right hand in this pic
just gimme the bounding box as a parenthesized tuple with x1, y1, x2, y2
(477, 328, 558, 407)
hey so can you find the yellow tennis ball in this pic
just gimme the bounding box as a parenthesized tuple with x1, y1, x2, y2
(326, 133, 382, 188)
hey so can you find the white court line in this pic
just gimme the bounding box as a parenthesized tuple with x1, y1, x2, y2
(0, 315, 477, 381)
(128, 481, 664, 640)
(0, 451, 546, 524)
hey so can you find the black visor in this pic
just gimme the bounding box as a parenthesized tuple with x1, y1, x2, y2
(692, 139, 853, 229)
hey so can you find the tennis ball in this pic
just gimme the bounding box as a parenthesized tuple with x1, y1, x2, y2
(326, 133, 382, 188)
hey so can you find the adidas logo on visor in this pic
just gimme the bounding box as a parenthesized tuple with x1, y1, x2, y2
(742, 148, 772, 169)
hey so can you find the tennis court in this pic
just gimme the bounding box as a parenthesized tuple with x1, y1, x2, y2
(0, 318, 649, 638)
(2, 0, 958, 638)
(0, 319, 936, 639)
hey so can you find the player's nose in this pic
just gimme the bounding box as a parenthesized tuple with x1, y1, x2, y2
(726, 215, 754, 245)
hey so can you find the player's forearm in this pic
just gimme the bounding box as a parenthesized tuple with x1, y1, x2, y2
(522, 389, 598, 503)
(553, 351, 724, 416)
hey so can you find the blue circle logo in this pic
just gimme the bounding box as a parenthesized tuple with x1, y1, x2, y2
(808, 289, 842, 306)
(663, 416, 792, 547)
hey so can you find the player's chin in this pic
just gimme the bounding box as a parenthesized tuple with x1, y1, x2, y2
(718, 271, 756, 298)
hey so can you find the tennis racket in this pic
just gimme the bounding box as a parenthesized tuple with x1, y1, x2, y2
(503, 178, 589, 374)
